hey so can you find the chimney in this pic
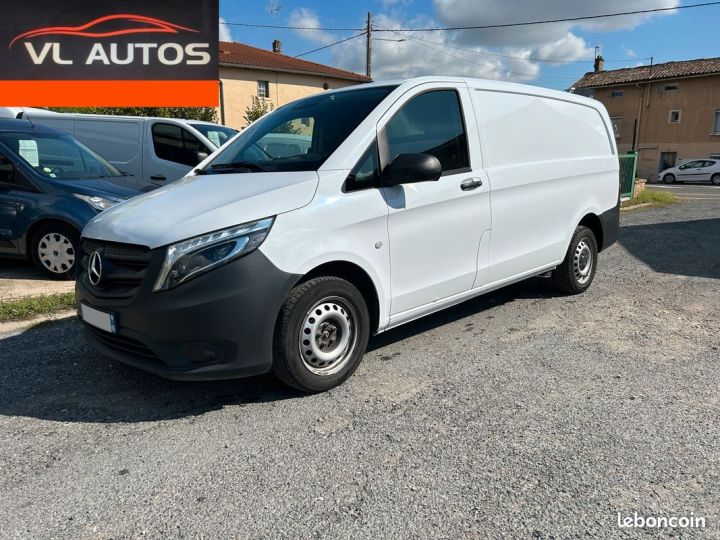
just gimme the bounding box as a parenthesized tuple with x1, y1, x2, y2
(594, 55, 605, 73)
(272, 40, 282, 54)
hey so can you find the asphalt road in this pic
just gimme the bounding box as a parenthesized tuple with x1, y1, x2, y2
(1, 193, 719, 539)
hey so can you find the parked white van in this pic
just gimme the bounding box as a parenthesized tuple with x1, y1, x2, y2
(0, 108, 237, 190)
(77, 77, 620, 392)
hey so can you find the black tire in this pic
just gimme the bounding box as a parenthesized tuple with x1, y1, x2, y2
(664, 173, 676, 184)
(712, 174, 720, 186)
(30, 223, 79, 280)
(551, 226, 598, 295)
(272, 276, 370, 393)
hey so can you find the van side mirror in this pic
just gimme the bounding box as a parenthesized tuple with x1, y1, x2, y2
(383, 153, 442, 187)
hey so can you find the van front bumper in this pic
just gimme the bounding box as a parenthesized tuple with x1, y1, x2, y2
(76, 246, 299, 381)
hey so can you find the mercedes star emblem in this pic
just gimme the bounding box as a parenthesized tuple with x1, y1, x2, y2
(88, 250, 103, 286)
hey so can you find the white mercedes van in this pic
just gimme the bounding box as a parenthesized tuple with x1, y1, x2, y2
(76, 77, 620, 392)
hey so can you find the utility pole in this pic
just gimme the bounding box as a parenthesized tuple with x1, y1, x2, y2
(366, 12, 372, 79)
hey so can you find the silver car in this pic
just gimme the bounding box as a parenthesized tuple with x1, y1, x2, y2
(660, 159, 720, 185)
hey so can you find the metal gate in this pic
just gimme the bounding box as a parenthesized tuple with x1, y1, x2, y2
(619, 152, 638, 199)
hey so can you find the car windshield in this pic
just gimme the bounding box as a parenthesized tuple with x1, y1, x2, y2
(189, 123, 238, 148)
(0, 131, 123, 180)
(203, 85, 397, 174)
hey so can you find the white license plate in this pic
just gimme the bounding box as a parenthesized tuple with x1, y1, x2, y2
(80, 303, 117, 333)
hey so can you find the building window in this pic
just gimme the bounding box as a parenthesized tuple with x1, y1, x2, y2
(714, 111, 720, 134)
(257, 80, 269, 99)
(664, 83, 679, 92)
(610, 90, 624, 98)
(669, 110, 681, 124)
(610, 117, 622, 139)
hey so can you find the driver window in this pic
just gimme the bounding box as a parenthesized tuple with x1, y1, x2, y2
(384, 90, 470, 175)
(152, 123, 209, 166)
(0, 153, 14, 184)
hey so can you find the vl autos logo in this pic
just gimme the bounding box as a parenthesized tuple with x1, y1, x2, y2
(9, 13, 211, 66)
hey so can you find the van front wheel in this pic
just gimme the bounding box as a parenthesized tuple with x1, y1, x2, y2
(551, 226, 598, 294)
(272, 276, 370, 393)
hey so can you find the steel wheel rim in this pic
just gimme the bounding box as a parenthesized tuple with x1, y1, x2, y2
(38, 233, 75, 274)
(573, 239, 593, 285)
(299, 296, 358, 376)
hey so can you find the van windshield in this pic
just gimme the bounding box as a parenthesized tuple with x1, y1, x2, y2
(202, 86, 397, 174)
(0, 131, 123, 180)
(188, 123, 238, 148)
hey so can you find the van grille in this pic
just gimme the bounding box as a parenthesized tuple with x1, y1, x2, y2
(80, 240, 152, 300)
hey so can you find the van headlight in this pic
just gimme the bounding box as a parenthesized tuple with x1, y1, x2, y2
(73, 193, 121, 212)
(153, 218, 275, 292)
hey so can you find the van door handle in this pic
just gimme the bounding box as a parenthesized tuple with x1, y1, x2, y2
(460, 178, 483, 191)
(150, 175, 167, 181)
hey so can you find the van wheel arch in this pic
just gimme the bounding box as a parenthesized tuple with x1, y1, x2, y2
(578, 213, 604, 252)
(25, 218, 80, 259)
(294, 261, 381, 334)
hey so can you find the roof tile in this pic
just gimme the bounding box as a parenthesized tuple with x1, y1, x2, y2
(574, 57, 720, 88)
(219, 41, 371, 82)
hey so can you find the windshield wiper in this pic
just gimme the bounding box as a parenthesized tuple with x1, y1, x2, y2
(208, 161, 269, 173)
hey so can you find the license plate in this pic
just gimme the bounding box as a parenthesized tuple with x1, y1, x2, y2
(80, 303, 117, 334)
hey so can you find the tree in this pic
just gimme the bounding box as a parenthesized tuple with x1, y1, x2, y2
(49, 107, 218, 122)
(243, 96, 274, 125)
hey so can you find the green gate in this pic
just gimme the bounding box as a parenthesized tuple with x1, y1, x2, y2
(619, 152, 638, 199)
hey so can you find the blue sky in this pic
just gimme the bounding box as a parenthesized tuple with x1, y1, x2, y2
(219, 1, 720, 89)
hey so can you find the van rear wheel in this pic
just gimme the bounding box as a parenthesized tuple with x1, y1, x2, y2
(272, 276, 370, 393)
(551, 226, 598, 294)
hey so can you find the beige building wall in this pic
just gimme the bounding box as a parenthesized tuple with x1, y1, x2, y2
(219, 66, 363, 129)
(590, 75, 720, 179)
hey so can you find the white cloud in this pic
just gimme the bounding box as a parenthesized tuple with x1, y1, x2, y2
(534, 32, 594, 63)
(219, 18, 232, 42)
(432, 0, 680, 46)
(291, 0, 679, 82)
(622, 44, 638, 58)
(289, 8, 336, 45)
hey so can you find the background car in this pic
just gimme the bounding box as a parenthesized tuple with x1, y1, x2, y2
(659, 159, 720, 185)
(0, 119, 140, 279)
(0, 108, 238, 191)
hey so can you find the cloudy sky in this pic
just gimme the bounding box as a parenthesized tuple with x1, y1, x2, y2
(220, 0, 719, 89)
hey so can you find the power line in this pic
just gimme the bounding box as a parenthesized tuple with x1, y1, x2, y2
(295, 32, 366, 58)
(373, 1, 720, 32)
(219, 2, 720, 32)
(384, 30, 650, 64)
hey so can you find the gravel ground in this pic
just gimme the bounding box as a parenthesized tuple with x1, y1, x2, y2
(1, 191, 719, 539)
(0, 259, 74, 300)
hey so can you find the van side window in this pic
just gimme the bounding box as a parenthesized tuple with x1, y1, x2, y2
(345, 141, 380, 192)
(384, 90, 470, 174)
(152, 124, 209, 166)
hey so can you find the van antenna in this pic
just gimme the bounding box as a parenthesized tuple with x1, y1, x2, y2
(20, 107, 36, 129)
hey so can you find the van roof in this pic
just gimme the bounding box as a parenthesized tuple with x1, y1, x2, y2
(329, 76, 599, 108)
(0, 118, 64, 134)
